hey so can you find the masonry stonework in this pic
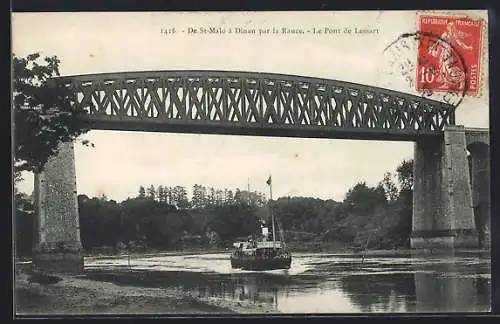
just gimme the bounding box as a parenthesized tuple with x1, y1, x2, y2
(33, 141, 84, 273)
(466, 129, 490, 249)
(412, 138, 443, 238)
(411, 125, 479, 250)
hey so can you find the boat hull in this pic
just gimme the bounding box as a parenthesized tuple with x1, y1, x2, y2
(231, 256, 292, 271)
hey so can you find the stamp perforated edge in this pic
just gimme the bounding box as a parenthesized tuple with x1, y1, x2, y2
(414, 10, 488, 99)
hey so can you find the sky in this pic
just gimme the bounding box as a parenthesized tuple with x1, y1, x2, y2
(11, 11, 489, 202)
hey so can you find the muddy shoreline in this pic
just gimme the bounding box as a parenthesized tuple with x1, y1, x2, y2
(15, 269, 277, 316)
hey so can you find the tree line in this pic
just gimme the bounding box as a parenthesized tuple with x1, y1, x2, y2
(14, 160, 416, 256)
(134, 184, 267, 209)
(270, 159, 414, 251)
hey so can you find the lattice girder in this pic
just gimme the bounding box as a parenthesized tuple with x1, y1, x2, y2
(51, 71, 456, 140)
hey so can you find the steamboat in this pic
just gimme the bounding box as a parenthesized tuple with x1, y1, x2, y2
(230, 176, 292, 271)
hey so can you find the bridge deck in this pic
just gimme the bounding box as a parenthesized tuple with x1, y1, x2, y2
(82, 115, 443, 141)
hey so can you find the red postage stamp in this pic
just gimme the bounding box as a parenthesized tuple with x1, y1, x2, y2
(416, 15, 484, 96)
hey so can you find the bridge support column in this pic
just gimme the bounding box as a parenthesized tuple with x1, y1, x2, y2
(411, 125, 478, 250)
(468, 143, 491, 249)
(33, 141, 84, 273)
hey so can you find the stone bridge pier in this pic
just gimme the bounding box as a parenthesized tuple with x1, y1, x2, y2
(466, 129, 491, 249)
(32, 141, 84, 273)
(411, 125, 490, 250)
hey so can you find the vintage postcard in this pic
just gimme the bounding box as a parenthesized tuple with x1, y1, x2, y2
(12, 10, 490, 316)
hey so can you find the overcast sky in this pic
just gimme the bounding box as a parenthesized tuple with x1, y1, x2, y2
(12, 11, 489, 201)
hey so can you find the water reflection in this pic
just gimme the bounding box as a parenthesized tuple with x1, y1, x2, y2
(194, 272, 362, 313)
(196, 273, 288, 309)
(219, 258, 490, 313)
(340, 273, 415, 312)
(339, 256, 491, 313)
(410, 257, 491, 312)
(84, 253, 491, 313)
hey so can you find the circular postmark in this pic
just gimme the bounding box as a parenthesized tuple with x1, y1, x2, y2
(381, 31, 468, 108)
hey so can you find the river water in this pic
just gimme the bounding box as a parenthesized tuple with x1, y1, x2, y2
(84, 252, 491, 313)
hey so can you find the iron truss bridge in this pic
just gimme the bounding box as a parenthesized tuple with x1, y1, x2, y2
(52, 71, 456, 141)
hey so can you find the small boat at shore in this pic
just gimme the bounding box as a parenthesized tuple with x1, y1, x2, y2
(230, 176, 292, 271)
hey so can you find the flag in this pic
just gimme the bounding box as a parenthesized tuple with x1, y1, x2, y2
(266, 176, 272, 186)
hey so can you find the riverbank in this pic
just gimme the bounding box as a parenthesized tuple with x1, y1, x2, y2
(15, 248, 491, 316)
(18, 246, 491, 264)
(79, 239, 492, 258)
(320, 248, 492, 258)
(82, 246, 227, 259)
(15, 266, 277, 316)
(81, 244, 415, 259)
(84, 248, 228, 261)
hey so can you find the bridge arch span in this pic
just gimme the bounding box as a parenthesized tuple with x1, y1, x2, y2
(51, 70, 456, 141)
(464, 129, 490, 249)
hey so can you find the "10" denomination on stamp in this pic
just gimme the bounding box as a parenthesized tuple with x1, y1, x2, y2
(416, 14, 484, 97)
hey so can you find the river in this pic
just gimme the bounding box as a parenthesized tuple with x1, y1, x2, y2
(84, 252, 491, 313)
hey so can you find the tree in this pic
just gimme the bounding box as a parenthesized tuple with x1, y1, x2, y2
(172, 186, 189, 209)
(396, 159, 414, 192)
(234, 189, 267, 207)
(138, 186, 146, 198)
(224, 189, 234, 205)
(379, 172, 399, 202)
(14, 192, 35, 257)
(343, 182, 387, 215)
(166, 187, 173, 205)
(200, 186, 207, 206)
(78, 195, 122, 249)
(13, 52, 91, 175)
(394, 159, 414, 247)
(157, 185, 166, 202)
(207, 187, 216, 206)
(215, 189, 224, 205)
(209, 204, 261, 244)
(257, 192, 267, 207)
(192, 184, 204, 208)
(233, 188, 242, 203)
(147, 185, 156, 201)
